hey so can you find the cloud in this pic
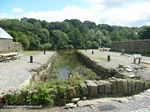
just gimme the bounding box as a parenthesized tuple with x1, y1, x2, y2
(24, 5, 100, 23)
(1, 0, 150, 26)
(12, 7, 23, 13)
(100, 1, 150, 26)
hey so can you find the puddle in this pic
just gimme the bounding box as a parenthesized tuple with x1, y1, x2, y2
(98, 105, 116, 111)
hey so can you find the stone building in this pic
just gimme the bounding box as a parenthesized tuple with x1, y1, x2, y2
(0, 27, 22, 53)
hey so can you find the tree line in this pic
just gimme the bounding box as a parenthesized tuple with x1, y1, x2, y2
(0, 18, 149, 50)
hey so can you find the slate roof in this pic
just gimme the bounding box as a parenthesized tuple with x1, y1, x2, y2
(0, 27, 13, 39)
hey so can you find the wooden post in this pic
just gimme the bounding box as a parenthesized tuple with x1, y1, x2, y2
(92, 50, 94, 54)
(30, 56, 33, 63)
(139, 58, 141, 64)
(44, 50, 46, 55)
(134, 58, 136, 63)
(107, 55, 110, 61)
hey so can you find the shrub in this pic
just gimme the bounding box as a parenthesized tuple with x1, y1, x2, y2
(3, 94, 17, 105)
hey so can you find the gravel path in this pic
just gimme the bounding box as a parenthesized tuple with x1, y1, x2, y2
(0, 51, 54, 91)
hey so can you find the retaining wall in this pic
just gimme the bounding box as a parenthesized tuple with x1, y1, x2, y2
(111, 39, 150, 53)
(80, 78, 150, 98)
(21, 54, 56, 88)
(76, 51, 122, 79)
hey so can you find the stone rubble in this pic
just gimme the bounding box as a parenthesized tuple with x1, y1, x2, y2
(65, 103, 77, 109)
(71, 98, 80, 103)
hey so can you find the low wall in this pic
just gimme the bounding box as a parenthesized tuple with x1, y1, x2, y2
(76, 51, 150, 97)
(11, 42, 23, 52)
(76, 51, 122, 79)
(111, 39, 150, 53)
(80, 78, 150, 98)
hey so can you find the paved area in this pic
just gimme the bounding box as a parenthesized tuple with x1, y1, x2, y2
(67, 88, 150, 112)
(0, 106, 66, 112)
(0, 51, 54, 92)
(80, 50, 150, 80)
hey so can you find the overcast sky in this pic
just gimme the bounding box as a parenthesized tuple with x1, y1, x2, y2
(0, 0, 150, 27)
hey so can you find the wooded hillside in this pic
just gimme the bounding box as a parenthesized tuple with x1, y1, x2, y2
(0, 18, 149, 50)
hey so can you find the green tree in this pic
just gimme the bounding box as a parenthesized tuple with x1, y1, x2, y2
(86, 29, 95, 39)
(139, 26, 150, 39)
(0, 18, 143, 50)
(39, 43, 52, 50)
(91, 41, 99, 49)
(52, 30, 69, 49)
(85, 41, 92, 48)
(68, 28, 82, 49)
(39, 28, 50, 44)
(95, 31, 104, 47)
(16, 33, 29, 50)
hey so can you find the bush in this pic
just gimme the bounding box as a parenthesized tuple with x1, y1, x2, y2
(29, 89, 54, 106)
(3, 89, 54, 106)
(54, 85, 68, 106)
(3, 94, 17, 105)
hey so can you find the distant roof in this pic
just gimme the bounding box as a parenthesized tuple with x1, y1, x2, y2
(0, 27, 13, 39)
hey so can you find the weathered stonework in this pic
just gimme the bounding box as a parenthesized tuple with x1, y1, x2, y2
(111, 39, 150, 53)
(80, 78, 150, 98)
(86, 80, 98, 97)
(76, 51, 122, 79)
(0, 39, 22, 53)
(80, 82, 89, 96)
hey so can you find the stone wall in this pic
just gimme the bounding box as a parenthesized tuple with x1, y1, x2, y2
(0, 39, 22, 53)
(111, 39, 150, 53)
(76, 51, 150, 98)
(80, 78, 150, 98)
(76, 51, 122, 79)
(0, 39, 12, 52)
(11, 42, 23, 52)
(21, 54, 56, 88)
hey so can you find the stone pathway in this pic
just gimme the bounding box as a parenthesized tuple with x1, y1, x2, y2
(0, 51, 54, 92)
(68, 88, 150, 112)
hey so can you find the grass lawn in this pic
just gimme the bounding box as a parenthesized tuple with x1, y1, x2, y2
(22, 51, 42, 56)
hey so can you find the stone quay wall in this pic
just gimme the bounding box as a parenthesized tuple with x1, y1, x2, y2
(22, 53, 56, 88)
(76, 51, 123, 79)
(80, 78, 150, 98)
(111, 39, 150, 53)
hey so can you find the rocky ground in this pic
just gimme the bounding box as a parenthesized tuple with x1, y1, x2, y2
(69, 88, 150, 112)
